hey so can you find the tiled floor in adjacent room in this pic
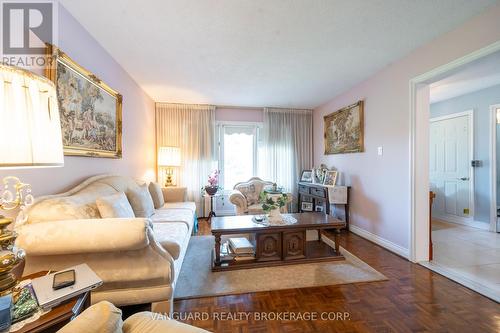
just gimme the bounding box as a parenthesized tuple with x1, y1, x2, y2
(430, 219, 500, 301)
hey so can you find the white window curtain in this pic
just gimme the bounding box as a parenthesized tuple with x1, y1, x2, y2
(260, 108, 313, 210)
(156, 103, 216, 216)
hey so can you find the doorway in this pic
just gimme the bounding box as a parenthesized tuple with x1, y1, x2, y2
(410, 42, 500, 302)
(430, 111, 474, 227)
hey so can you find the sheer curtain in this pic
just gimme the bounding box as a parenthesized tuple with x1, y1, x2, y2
(260, 108, 313, 211)
(156, 103, 216, 215)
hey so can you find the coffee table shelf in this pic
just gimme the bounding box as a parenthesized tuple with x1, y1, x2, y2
(211, 213, 346, 272)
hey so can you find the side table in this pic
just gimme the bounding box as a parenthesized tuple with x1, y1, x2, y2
(202, 193, 220, 222)
(14, 271, 90, 333)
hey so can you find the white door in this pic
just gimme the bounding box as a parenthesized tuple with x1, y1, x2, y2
(430, 112, 473, 223)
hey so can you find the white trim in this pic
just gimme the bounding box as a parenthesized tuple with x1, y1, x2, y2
(349, 224, 409, 259)
(216, 120, 263, 127)
(429, 110, 472, 123)
(409, 40, 500, 262)
(490, 104, 500, 233)
(429, 110, 475, 224)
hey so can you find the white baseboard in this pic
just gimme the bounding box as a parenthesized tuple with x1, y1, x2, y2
(433, 214, 489, 230)
(349, 224, 409, 259)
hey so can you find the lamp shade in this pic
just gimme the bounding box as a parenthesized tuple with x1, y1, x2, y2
(158, 146, 181, 167)
(0, 64, 64, 168)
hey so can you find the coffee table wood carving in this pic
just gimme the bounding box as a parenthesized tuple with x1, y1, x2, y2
(211, 213, 346, 271)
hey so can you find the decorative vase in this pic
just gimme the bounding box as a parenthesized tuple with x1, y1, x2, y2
(267, 207, 282, 224)
(205, 185, 218, 196)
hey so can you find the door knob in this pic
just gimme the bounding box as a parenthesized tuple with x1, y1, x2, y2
(458, 177, 470, 181)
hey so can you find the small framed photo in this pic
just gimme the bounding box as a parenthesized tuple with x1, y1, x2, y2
(315, 205, 324, 212)
(301, 202, 313, 211)
(323, 170, 338, 186)
(300, 170, 313, 183)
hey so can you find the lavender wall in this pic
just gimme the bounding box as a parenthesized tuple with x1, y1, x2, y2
(0, 5, 156, 196)
(313, 4, 500, 252)
(215, 107, 263, 122)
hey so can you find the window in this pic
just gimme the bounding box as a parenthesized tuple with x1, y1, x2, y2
(217, 122, 262, 189)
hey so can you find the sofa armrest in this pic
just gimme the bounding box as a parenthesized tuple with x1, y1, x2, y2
(162, 187, 187, 203)
(229, 190, 247, 213)
(16, 218, 151, 256)
(124, 312, 210, 332)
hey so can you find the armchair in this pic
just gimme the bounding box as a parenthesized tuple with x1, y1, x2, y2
(229, 177, 292, 215)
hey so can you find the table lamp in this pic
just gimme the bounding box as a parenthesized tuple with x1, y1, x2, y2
(0, 63, 64, 294)
(158, 147, 181, 187)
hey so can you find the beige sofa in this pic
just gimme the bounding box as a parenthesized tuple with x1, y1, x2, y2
(15, 174, 195, 313)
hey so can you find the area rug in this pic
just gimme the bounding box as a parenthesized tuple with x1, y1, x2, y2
(174, 236, 387, 300)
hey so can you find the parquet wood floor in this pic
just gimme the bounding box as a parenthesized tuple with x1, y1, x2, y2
(173, 218, 500, 332)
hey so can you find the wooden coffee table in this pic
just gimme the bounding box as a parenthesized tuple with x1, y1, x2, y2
(211, 212, 346, 271)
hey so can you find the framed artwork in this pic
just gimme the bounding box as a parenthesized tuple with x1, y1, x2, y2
(46, 44, 123, 158)
(324, 100, 364, 154)
(300, 170, 313, 183)
(323, 170, 338, 186)
(301, 202, 313, 212)
(315, 205, 324, 212)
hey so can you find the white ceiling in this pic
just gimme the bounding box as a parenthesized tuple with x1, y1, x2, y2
(59, 0, 498, 108)
(430, 51, 500, 103)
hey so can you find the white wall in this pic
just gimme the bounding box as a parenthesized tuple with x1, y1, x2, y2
(313, 4, 500, 254)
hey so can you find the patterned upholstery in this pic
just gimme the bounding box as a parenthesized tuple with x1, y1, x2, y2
(229, 177, 291, 215)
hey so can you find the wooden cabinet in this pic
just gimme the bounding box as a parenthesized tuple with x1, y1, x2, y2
(297, 182, 350, 230)
(256, 232, 282, 262)
(283, 230, 306, 260)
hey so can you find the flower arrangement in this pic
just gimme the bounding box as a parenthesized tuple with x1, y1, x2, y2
(259, 191, 288, 213)
(207, 169, 219, 186)
(203, 170, 221, 196)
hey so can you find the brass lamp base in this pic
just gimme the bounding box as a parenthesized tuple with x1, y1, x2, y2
(0, 216, 25, 295)
(164, 168, 174, 187)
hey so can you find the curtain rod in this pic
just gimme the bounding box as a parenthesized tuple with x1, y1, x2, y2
(156, 102, 312, 111)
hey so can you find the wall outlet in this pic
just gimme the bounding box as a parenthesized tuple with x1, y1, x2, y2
(377, 146, 383, 156)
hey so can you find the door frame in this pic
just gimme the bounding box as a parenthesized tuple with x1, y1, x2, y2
(409, 40, 500, 262)
(429, 110, 475, 225)
(489, 104, 500, 232)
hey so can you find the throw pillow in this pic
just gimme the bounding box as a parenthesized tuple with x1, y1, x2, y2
(148, 182, 165, 209)
(57, 301, 123, 333)
(127, 183, 155, 218)
(96, 192, 135, 219)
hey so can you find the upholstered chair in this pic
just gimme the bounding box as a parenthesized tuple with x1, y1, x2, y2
(229, 177, 292, 215)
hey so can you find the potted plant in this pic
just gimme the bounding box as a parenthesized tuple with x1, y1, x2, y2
(203, 170, 221, 196)
(259, 192, 288, 223)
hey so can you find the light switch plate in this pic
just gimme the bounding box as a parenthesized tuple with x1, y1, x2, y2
(377, 146, 383, 156)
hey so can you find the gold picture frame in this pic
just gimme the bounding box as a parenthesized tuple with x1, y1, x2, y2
(324, 100, 364, 155)
(45, 44, 123, 158)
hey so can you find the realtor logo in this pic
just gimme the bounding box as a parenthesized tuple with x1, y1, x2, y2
(1, 1, 55, 55)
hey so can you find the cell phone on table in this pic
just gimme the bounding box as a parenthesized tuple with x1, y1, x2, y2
(52, 269, 76, 290)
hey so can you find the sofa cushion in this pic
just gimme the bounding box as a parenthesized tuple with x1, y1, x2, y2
(58, 301, 123, 333)
(152, 222, 189, 259)
(26, 175, 146, 224)
(148, 182, 165, 209)
(159, 202, 197, 214)
(123, 312, 209, 333)
(127, 184, 155, 218)
(96, 192, 135, 218)
(151, 209, 194, 231)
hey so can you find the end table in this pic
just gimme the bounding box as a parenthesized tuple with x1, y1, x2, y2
(14, 271, 90, 333)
